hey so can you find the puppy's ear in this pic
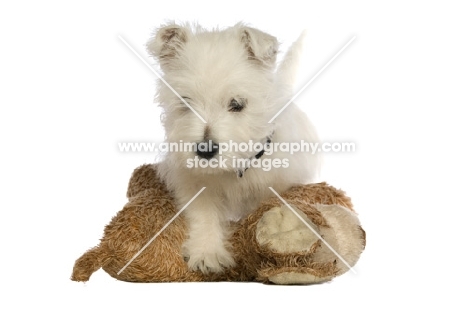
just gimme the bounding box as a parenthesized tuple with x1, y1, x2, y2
(241, 27, 278, 67)
(147, 24, 189, 68)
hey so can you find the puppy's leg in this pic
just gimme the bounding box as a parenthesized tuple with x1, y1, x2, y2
(180, 192, 235, 274)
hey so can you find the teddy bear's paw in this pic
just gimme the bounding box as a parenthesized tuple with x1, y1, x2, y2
(256, 205, 320, 253)
(183, 243, 235, 274)
(262, 267, 337, 285)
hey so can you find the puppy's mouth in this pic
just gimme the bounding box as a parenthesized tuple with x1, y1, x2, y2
(189, 132, 273, 178)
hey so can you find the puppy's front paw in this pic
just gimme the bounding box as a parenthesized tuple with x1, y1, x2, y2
(183, 242, 235, 274)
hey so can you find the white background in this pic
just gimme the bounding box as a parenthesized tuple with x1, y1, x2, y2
(1, 0, 467, 309)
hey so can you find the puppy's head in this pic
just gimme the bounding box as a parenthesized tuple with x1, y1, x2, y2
(148, 23, 279, 173)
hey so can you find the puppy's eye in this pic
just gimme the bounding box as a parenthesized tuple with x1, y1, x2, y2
(181, 96, 191, 103)
(228, 98, 245, 112)
(178, 96, 191, 110)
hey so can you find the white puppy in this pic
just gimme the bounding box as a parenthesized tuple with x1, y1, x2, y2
(147, 23, 320, 273)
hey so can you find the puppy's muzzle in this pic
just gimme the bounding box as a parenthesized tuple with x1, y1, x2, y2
(196, 141, 219, 159)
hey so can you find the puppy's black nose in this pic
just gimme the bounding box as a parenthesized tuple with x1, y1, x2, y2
(196, 141, 219, 159)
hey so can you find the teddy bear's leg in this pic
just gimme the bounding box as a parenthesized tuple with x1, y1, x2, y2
(255, 202, 365, 284)
(255, 204, 334, 284)
(71, 245, 109, 282)
(312, 204, 365, 275)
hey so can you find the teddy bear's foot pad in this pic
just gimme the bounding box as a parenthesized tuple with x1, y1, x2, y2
(256, 205, 319, 253)
(259, 265, 337, 285)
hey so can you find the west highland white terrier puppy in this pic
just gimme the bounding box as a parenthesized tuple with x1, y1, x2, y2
(147, 23, 320, 273)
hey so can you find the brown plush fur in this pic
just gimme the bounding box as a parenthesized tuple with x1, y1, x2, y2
(71, 164, 365, 284)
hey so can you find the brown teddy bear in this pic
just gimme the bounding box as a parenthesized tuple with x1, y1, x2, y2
(71, 164, 365, 284)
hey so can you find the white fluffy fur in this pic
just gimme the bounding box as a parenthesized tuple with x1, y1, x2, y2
(147, 23, 320, 273)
